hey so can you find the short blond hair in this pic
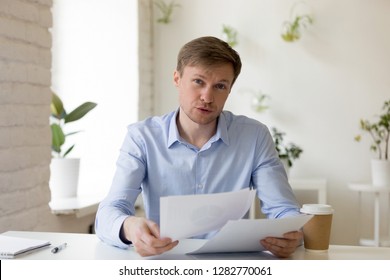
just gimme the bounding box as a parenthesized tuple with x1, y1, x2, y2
(176, 36, 242, 86)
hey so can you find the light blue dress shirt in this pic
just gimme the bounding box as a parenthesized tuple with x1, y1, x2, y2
(95, 110, 300, 248)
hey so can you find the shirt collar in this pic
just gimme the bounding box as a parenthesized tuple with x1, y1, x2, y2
(214, 112, 229, 145)
(167, 109, 230, 148)
(167, 109, 181, 148)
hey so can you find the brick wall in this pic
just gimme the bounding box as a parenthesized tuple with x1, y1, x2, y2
(138, 0, 154, 120)
(0, 0, 153, 234)
(0, 0, 96, 233)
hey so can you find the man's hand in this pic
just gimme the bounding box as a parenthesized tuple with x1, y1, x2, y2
(121, 216, 179, 257)
(260, 230, 303, 258)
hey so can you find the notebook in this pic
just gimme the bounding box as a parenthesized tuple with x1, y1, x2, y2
(0, 235, 51, 259)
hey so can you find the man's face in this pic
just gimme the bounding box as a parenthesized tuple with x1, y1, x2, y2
(173, 64, 234, 126)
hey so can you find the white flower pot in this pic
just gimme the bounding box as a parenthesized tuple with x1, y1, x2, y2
(49, 158, 80, 200)
(371, 159, 390, 187)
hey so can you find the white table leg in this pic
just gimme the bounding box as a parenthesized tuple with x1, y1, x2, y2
(374, 191, 380, 247)
(357, 191, 362, 244)
(388, 192, 390, 243)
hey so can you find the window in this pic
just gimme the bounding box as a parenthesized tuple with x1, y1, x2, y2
(51, 0, 139, 195)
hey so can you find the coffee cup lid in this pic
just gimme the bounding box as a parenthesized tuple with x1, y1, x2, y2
(300, 204, 334, 215)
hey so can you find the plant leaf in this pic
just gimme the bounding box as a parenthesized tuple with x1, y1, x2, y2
(64, 102, 97, 123)
(66, 130, 83, 137)
(63, 145, 75, 157)
(51, 93, 66, 120)
(51, 123, 65, 153)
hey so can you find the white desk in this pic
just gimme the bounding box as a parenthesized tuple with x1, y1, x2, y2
(2, 231, 390, 260)
(348, 183, 390, 247)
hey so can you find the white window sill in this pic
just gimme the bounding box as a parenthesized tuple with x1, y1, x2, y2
(48, 195, 105, 218)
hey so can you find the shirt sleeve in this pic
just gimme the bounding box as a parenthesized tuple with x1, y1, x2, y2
(95, 127, 145, 248)
(251, 126, 301, 219)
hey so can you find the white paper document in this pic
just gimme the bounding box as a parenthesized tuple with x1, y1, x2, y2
(160, 188, 256, 240)
(188, 214, 313, 254)
(159, 188, 313, 254)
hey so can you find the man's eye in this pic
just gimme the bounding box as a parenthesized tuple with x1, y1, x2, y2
(215, 84, 227, 90)
(194, 79, 203, 85)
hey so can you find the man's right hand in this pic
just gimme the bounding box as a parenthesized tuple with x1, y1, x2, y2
(121, 216, 179, 257)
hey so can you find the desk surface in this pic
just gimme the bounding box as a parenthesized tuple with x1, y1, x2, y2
(2, 231, 390, 260)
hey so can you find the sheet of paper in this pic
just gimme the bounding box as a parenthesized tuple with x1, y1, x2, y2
(188, 214, 313, 254)
(160, 188, 256, 240)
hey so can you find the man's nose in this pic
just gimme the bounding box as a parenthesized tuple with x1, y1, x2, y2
(200, 87, 214, 103)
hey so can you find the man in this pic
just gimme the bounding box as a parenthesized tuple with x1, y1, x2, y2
(95, 36, 303, 258)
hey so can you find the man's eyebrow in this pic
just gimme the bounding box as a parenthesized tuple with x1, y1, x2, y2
(192, 74, 231, 84)
(192, 74, 206, 79)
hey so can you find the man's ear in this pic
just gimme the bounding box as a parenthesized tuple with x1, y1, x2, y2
(173, 70, 180, 87)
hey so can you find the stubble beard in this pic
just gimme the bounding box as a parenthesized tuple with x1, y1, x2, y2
(184, 106, 219, 126)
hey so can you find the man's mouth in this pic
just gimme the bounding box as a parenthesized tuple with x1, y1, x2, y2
(197, 107, 212, 113)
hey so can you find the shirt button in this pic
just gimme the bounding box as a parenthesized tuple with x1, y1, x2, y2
(197, 184, 203, 189)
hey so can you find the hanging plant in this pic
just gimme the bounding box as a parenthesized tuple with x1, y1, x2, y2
(281, 2, 313, 42)
(154, 0, 181, 24)
(222, 24, 238, 47)
(251, 91, 270, 113)
(281, 15, 313, 42)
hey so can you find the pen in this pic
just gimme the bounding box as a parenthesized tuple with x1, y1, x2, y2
(51, 243, 67, 254)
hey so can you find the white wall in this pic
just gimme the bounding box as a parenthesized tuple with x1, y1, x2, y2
(152, 0, 390, 245)
(51, 0, 139, 196)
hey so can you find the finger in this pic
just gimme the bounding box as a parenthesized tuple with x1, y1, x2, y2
(146, 220, 161, 239)
(263, 237, 296, 249)
(137, 239, 179, 257)
(128, 218, 178, 256)
(141, 235, 173, 249)
(143, 221, 178, 248)
(260, 240, 294, 258)
(263, 231, 303, 249)
(283, 230, 303, 240)
(139, 226, 173, 248)
(136, 227, 176, 254)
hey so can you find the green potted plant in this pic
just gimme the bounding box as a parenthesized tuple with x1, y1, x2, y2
(271, 127, 303, 174)
(51, 92, 97, 158)
(355, 99, 390, 187)
(49, 93, 97, 200)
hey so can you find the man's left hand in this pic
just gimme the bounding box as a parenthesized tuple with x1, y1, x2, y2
(260, 230, 303, 258)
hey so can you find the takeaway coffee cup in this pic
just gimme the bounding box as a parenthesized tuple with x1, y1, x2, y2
(300, 204, 334, 252)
